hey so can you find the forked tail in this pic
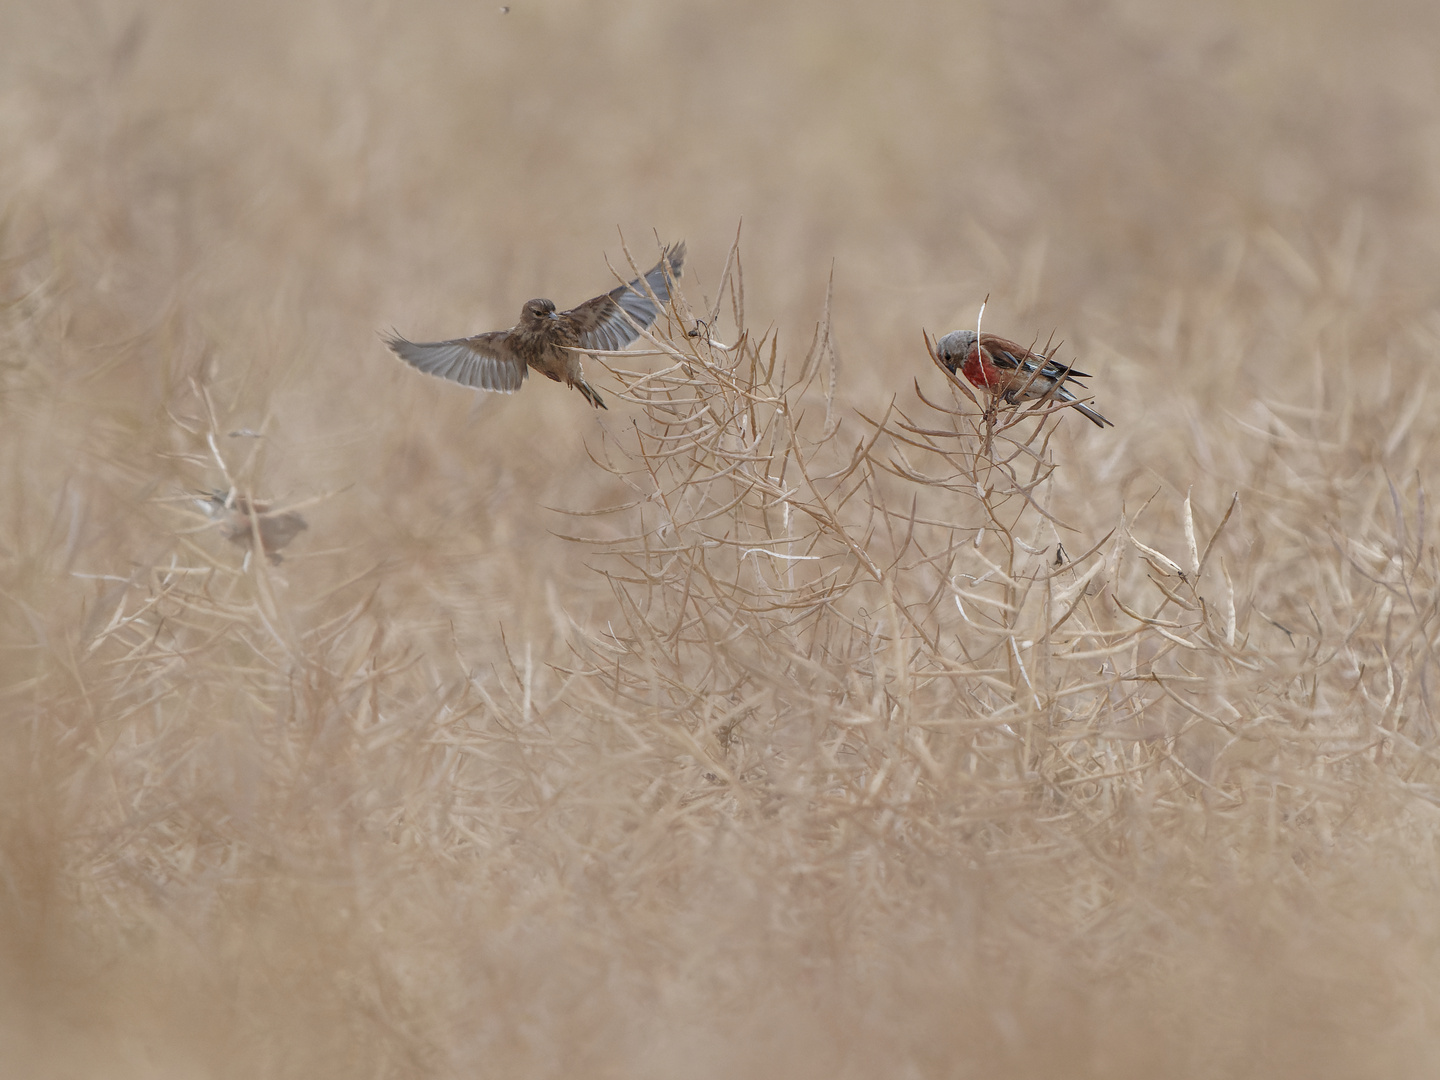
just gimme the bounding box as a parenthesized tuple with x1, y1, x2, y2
(577, 379, 607, 410)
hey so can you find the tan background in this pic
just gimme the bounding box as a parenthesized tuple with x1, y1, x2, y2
(3, 1, 1440, 1076)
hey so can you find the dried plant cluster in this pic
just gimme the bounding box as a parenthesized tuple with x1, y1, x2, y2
(3, 2, 1440, 1077)
(563, 242, 1440, 885)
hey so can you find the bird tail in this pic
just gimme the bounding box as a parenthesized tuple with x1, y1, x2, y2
(1012, 380, 1113, 428)
(577, 379, 607, 410)
(1073, 401, 1113, 428)
(1051, 371, 1113, 427)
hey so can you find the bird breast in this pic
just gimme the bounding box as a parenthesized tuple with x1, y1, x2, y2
(510, 323, 581, 380)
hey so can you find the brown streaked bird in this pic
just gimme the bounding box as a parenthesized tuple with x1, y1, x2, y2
(386, 242, 686, 410)
(196, 490, 308, 565)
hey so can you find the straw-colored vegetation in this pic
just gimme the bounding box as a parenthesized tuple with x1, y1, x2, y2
(4, 1, 1440, 1076)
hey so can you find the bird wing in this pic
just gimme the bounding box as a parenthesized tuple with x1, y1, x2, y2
(386, 332, 528, 392)
(982, 335, 1091, 381)
(564, 242, 686, 352)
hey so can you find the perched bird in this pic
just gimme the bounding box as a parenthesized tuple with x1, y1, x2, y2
(935, 329, 1112, 428)
(196, 490, 308, 564)
(386, 243, 686, 410)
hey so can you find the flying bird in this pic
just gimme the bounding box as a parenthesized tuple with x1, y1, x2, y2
(934, 329, 1112, 428)
(196, 490, 308, 564)
(386, 243, 686, 410)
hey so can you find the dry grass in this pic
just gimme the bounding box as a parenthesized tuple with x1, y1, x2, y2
(4, 0, 1440, 1076)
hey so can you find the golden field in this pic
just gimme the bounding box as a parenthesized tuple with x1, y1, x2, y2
(3, 1, 1440, 1075)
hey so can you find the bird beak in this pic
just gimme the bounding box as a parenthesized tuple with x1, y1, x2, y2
(548, 310, 560, 320)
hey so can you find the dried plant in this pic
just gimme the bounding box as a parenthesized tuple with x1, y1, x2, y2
(5, 4, 1440, 1076)
(554, 236, 1440, 911)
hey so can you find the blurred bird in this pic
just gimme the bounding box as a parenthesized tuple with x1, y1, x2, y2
(196, 490, 308, 564)
(935, 329, 1113, 428)
(386, 243, 686, 410)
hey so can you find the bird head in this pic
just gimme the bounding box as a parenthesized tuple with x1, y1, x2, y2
(196, 489, 264, 516)
(521, 298, 560, 324)
(195, 489, 232, 516)
(934, 329, 977, 372)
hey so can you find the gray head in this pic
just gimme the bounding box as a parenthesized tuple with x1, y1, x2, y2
(196, 489, 230, 515)
(935, 329, 976, 369)
(521, 298, 559, 323)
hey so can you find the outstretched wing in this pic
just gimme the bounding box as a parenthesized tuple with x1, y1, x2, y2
(564, 242, 686, 352)
(386, 331, 528, 393)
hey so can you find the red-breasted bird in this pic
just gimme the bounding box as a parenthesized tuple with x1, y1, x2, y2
(386, 243, 685, 410)
(935, 329, 1112, 428)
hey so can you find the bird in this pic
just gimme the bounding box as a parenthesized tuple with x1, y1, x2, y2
(934, 329, 1112, 428)
(196, 490, 308, 564)
(386, 243, 686, 410)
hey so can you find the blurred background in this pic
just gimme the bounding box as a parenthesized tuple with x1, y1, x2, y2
(3, 1, 1440, 1076)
